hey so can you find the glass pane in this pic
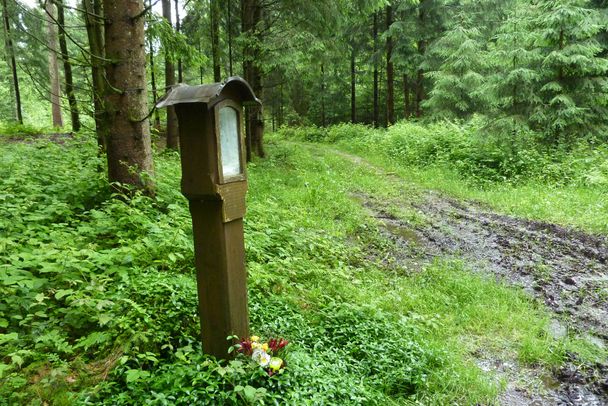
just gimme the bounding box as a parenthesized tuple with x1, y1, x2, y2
(219, 106, 241, 179)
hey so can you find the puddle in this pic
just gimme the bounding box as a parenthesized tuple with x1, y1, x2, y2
(382, 222, 420, 244)
(548, 319, 568, 339)
(352, 188, 608, 404)
(541, 374, 561, 390)
(339, 149, 608, 405)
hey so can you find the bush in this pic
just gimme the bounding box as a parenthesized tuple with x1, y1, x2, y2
(0, 136, 441, 405)
(0, 121, 48, 136)
(275, 125, 328, 142)
(276, 121, 608, 187)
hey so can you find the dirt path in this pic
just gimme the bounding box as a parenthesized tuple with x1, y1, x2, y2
(335, 149, 608, 405)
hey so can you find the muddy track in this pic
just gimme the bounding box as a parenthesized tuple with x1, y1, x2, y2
(399, 193, 607, 342)
(362, 192, 608, 405)
(333, 150, 608, 405)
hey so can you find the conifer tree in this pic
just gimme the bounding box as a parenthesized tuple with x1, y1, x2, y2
(531, 0, 608, 141)
(424, 16, 486, 119)
(103, 0, 155, 194)
(484, 3, 543, 134)
(45, 1, 63, 128)
(162, 0, 179, 149)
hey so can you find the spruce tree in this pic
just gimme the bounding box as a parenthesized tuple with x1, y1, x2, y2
(532, 0, 608, 141)
(484, 3, 543, 134)
(424, 15, 486, 119)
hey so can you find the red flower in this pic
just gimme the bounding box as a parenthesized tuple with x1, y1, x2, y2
(238, 339, 253, 355)
(268, 338, 289, 353)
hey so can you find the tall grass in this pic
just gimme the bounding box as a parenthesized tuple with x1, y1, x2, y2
(275, 121, 608, 233)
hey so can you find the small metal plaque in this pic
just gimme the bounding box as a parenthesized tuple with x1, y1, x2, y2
(218, 181, 247, 222)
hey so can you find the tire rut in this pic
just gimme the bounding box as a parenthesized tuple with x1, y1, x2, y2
(333, 149, 608, 405)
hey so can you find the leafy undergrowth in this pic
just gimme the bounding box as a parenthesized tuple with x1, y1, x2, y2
(0, 122, 56, 138)
(1, 135, 567, 404)
(276, 122, 608, 234)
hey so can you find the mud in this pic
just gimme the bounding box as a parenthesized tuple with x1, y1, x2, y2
(360, 191, 608, 405)
(401, 193, 606, 341)
(336, 150, 608, 405)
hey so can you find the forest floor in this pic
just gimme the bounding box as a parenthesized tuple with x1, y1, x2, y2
(3, 132, 606, 404)
(335, 149, 608, 405)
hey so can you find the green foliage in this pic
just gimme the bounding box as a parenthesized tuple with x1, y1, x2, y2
(0, 136, 439, 404)
(147, 13, 206, 68)
(275, 123, 377, 143)
(281, 121, 608, 187)
(530, 0, 608, 140)
(0, 137, 196, 404)
(86, 302, 437, 405)
(1, 2, 91, 128)
(275, 122, 608, 233)
(484, 3, 544, 135)
(414, 0, 608, 142)
(424, 19, 487, 118)
(0, 122, 48, 136)
(2, 135, 576, 404)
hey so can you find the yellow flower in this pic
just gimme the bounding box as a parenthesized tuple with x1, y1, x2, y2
(269, 357, 283, 371)
(250, 335, 260, 342)
(252, 342, 262, 350)
(262, 343, 269, 352)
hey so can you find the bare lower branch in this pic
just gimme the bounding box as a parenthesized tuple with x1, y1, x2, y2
(132, 0, 160, 20)
(41, 0, 113, 64)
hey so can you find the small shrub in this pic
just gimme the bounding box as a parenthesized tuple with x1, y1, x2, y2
(0, 121, 47, 137)
(277, 121, 608, 187)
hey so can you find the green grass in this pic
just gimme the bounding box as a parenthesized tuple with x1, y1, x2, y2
(0, 134, 587, 404)
(0, 121, 50, 137)
(374, 162, 608, 235)
(276, 122, 608, 234)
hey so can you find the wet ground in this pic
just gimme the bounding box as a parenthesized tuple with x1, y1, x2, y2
(337, 151, 608, 405)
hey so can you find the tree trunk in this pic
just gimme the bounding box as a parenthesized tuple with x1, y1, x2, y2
(415, 59, 424, 117)
(320, 64, 326, 127)
(350, 45, 356, 123)
(415, 6, 426, 118)
(279, 83, 283, 127)
(271, 98, 275, 132)
(211, 0, 221, 82)
(242, 0, 264, 159)
(56, 0, 81, 132)
(82, 0, 107, 150)
(386, 5, 394, 125)
(558, 28, 564, 81)
(45, 2, 63, 128)
(103, 0, 155, 194)
(373, 12, 379, 127)
(403, 73, 410, 119)
(227, 0, 233, 76)
(148, 14, 161, 129)
(1, 0, 22, 124)
(198, 42, 204, 83)
(162, 0, 179, 149)
(242, 0, 251, 161)
(148, 0, 160, 129)
(174, 0, 182, 82)
(253, 104, 264, 157)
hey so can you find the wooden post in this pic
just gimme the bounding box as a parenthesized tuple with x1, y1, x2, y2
(157, 78, 260, 359)
(190, 202, 249, 358)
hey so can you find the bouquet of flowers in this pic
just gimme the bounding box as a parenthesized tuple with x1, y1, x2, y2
(230, 335, 289, 376)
